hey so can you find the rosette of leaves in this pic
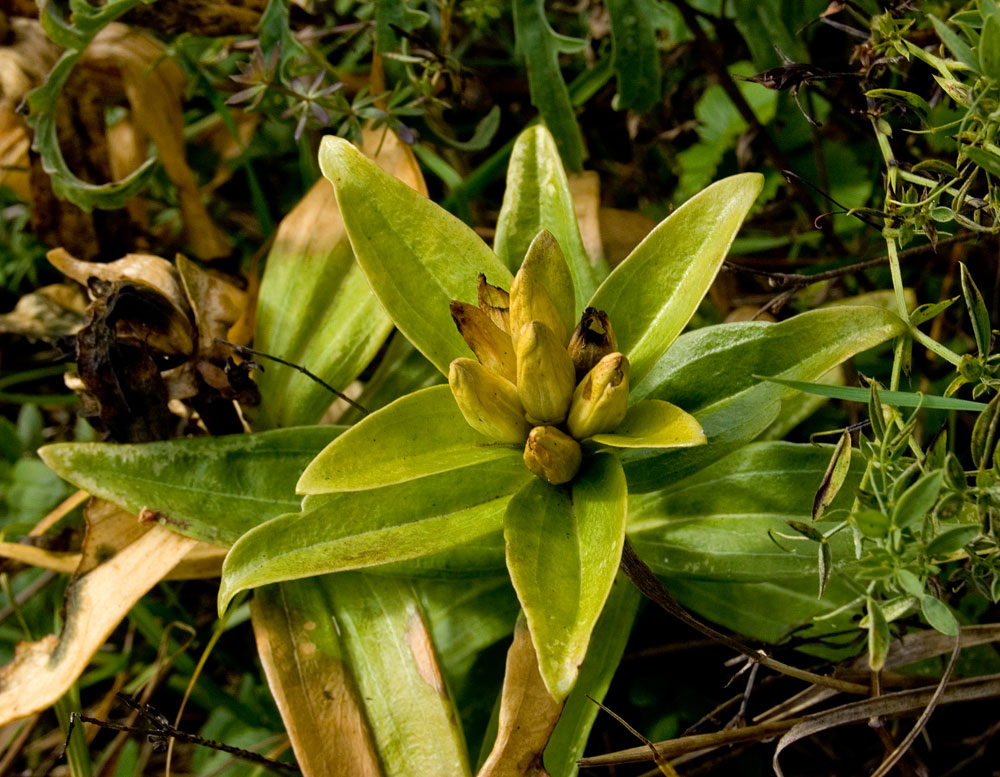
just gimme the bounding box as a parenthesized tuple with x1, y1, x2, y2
(38, 126, 910, 774)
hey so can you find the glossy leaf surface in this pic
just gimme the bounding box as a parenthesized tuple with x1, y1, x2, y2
(591, 399, 706, 449)
(628, 442, 862, 581)
(298, 386, 521, 494)
(219, 458, 530, 611)
(625, 306, 905, 492)
(504, 453, 627, 700)
(589, 173, 763, 384)
(255, 130, 425, 427)
(39, 427, 343, 546)
(319, 136, 512, 375)
(494, 127, 604, 308)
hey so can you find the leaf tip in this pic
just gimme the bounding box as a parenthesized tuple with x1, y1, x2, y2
(318, 135, 361, 184)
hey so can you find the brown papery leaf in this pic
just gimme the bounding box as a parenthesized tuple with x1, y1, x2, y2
(175, 254, 248, 362)
(83, 23, 230, 260)
(0, 500, 197, 725)
(477, 614, 564, 777)
(567, 171, 604, 268)
(0, 283, 88, 339)
(252, 584, 383, 777)
(0, 105, 30, 201)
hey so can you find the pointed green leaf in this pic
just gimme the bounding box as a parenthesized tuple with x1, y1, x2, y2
(625, 306, 906, 493)
(853, 509, 890, 539)
(39, 427, 343, 546)
(757, 376, 987, 412)
(960, 262, 992, 357)
(589, 173, 763, 384)
(628, 442, 862, 581)
(979, 13, 1000, 78)
(321, 574, 472, 777)
(971, 391, 1000, 468)
(219, 458, 529, 610)
(494, 126, 605, 308)
(929, 14, 979, 71)
(920, 594, 958, 636)
(512, 0, 586, 171)
(812, 429, 852, 521)
(891, 470, 943, 529)
(926, 525, 980, 556)
(298, 386, 521, 494)
(253, 178, 393, 428)
(504, 453, 627, 700)
(543, 574, 641, 777)
(867, 597, 891, 671)
(590, 399, 706, 449)
(607, 0, 669, 112)
(318, 136, 512, 374)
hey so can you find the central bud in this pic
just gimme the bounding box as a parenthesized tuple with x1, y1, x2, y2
(447, 231, 630, 485)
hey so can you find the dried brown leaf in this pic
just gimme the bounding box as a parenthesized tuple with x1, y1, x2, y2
(252, 584, 382, 777)
(477, 614, 564, 777)
(0, 283, 88, 339)
(0, 105, 30, 200)
(597, 208, 657, 268)
(567, 171, 604, 268)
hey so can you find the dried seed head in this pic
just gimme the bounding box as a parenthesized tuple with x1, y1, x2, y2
(567, 307, 617, 379)
(567, 352, 630, 440)
(448, 358, 530, 443)
(515, 320, 576, 425)
(450, 300, 516, 383)
(523, 425, 582, 485)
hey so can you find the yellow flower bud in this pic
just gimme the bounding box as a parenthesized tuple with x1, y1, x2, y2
(477, 274, 510, 333)
(567, 353, 630, 440)
(450, 300, 517, 383)
(515, 320, 576, 425)
(523, 426, 582, 485)
(567, 307, 618, 379)
(509, 245, 568, 346)
(448, 358, 530, 443)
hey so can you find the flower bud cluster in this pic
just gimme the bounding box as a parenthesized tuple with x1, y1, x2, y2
(448, 243, 630, 485)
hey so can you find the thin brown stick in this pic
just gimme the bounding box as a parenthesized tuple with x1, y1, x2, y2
(618, 541, 869, 696)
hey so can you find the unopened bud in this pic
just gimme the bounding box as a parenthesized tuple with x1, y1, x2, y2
(449, 358, 530, 443)
(567, 308, 617, 378)
(509, 248, 568, 347)
(567, 353, 630, 440)
(450, 300, 517, 383)
(523, 426, 582, 485)
(515, 320, 576, 425)
(477, 274, 510, 333)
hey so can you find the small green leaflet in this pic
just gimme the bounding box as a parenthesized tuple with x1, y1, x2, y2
(758, 376, 987, 412)
(811, 429, 851, 521)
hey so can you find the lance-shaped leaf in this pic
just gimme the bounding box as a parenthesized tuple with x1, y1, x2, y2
(255, 129, 425, 427)
(625, 306, 906, 492)
(39, 427, 342, 546)
(251, 581, 382, 777)
(504, 453, 627, 700)
(812, 429, 852, 521)
(627, 442, 862, 581)
(318, 136, 512, 375)
(591, 399, 706, 449)
(219, 457, 530, 611)
(588, 173, 763, 384)
(960, 262, 992, 358)
(891, 470, 943, 529)
(544, 574, 641, 777)
(512, 0, 587, 172)
(322, 573, 472, 777)
(494, 127, 605, 307)
(298, 385, 521, 494)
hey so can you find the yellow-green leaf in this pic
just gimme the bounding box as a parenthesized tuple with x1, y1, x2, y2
(590, 399, 706, 449)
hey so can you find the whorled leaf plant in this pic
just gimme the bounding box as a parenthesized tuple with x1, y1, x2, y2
(36, 125, 910, 774)
(215, 126, 763, 700)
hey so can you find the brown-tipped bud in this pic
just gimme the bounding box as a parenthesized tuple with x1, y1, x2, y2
(515, 320, 576, 425)
(477, 274, 511, 333)
(523, 426, 582, 485)
(568, 307, 618, 378)
(450, 300, 517, 383)
(510, 261, 567, 347)
(448, 358, 530, 443)
(567, 353, 630, 440)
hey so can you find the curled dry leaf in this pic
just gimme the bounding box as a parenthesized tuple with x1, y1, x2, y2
(0, 500, 198, 725)
(477, 614, 564, 777)
(0, 283, 88, 339)
(82, 23, 230, 260)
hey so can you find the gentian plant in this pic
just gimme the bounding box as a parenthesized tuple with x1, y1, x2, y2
(32, 126, 909, 774)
